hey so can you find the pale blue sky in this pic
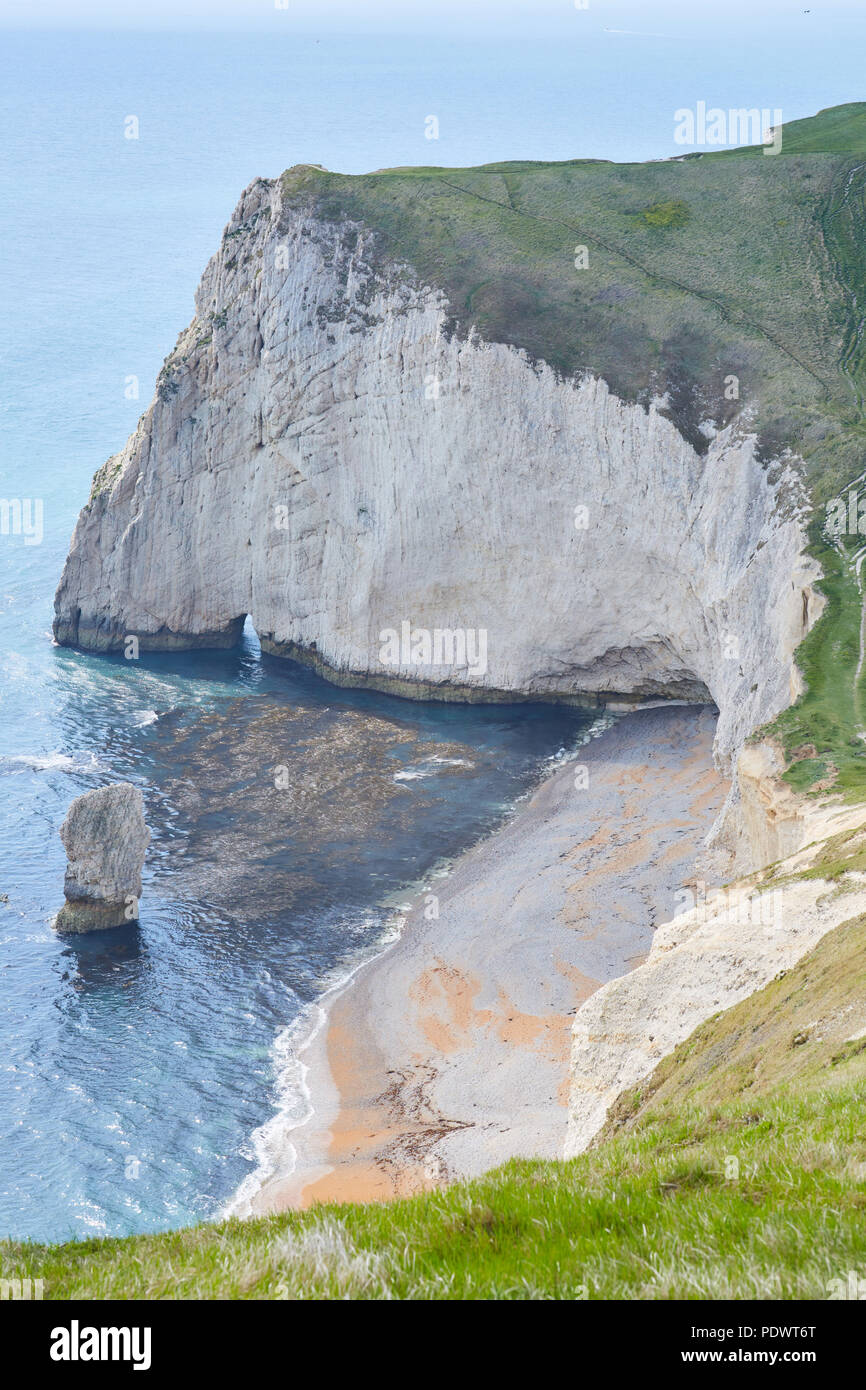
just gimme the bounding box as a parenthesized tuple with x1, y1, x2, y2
(0, 0, 862, 32)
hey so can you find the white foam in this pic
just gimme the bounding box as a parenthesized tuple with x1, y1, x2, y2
(222, 911, 403, 1220)
(133, 710, 159, 727)
(541, 711, 617, 770)
(0, 750, 105, 774)
(393, 755, 475, 782)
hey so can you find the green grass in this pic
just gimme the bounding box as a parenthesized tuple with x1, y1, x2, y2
(281, 150, 849, 458)
(639, 198, 691, 229)
(767, 102, 866, 156)
(791, 823, 866, 881)
(6, 914, 866, 1300)
(760, 535, 866, 797)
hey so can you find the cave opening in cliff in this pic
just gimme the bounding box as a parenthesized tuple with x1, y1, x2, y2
(240, 615, 261, 660)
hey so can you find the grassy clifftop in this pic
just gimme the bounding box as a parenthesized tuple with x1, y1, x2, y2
(5, 908, 865, 1299)
(755, 102, 866, 155)
(281, 103, 866, 481)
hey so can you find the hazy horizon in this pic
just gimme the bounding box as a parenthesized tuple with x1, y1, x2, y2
(1, 0, 865, 33)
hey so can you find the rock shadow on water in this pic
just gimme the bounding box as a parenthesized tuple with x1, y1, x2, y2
(55, 926, 145, 997)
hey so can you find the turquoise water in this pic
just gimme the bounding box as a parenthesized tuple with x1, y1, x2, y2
(1, 23, 864, 1243)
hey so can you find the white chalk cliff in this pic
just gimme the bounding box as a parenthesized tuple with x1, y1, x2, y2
(55, 175, 821, 781)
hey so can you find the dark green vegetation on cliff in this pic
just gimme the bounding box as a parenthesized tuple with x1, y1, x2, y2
(763, 541, 866, 796)
(282, 103, 866, 797)
(281, 103, 866, 475)
(5, 912, 865, 1300)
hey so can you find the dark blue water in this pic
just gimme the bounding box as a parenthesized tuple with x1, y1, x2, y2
(2, 19, 864, 1242)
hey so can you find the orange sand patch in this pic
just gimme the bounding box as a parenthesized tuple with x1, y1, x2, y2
(299, 1154, 430, 1208)
(296, 1014, 434, 1208)
(408, 962, 571, 1060)
(555, 957, 601, 1005)
(482, 988, 572, 1059)
(409, 961, 481, 1053)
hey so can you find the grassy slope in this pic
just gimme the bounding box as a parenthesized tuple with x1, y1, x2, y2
(279, 105, 866, 797)
(763, 541, 866, 795)
(766, 102, 866, 155)
(5, 908, 866, 1299)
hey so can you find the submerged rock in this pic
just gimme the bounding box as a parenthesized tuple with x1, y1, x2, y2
(54, 783, 149, 933)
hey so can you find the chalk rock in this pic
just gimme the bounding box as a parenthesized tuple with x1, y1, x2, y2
(52, 177, 829, 873)
(55, 783, 149, 933)
(52, 177, 822, 782)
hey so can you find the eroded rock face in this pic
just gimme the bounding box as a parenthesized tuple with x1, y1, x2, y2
(53, 176, 822, 778)
(564, 832, 866, 1158)
(55, 784, 149, 933)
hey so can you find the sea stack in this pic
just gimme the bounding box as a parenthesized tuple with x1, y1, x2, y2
(54, 783, 150, 933)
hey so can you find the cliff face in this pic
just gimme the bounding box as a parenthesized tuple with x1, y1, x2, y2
(54, 175, 821, 773)
(564, 796, 866, 1158)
